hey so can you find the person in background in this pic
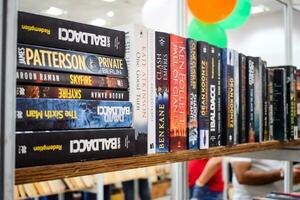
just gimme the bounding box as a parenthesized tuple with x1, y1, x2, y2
(189, 157, 224, 200)
(231, 158, 300, 200)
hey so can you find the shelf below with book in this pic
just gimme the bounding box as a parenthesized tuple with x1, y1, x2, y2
(15, 140, 300, 185)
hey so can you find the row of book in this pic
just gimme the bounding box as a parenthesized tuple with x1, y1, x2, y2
(16, 12, 136, 168)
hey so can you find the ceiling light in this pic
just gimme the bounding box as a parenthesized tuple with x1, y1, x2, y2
(103, 0, 115, 2)
(107, 11, 115, 17)
(43, 7, 66, 16)
(251, 5, 270, 15)
(90, 18, 106, 27)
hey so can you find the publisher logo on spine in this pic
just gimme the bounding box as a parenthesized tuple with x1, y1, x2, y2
(85, 55, 101, 72)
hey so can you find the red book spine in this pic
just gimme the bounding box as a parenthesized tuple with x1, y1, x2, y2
(169, 34, 187, 151)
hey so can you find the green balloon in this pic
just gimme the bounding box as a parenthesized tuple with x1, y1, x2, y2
(219, 0, 251, 30)
(188, 18, 227, 48)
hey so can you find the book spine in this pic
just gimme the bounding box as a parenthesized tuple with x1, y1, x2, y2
(239, 54, 247, 143)
(16, 98, 133, 131)
(198, 42, 209, 149)
(254, 57, 263, 142)
(263, 63, 269, 141)
(292, 67, 298, 139)
(16, 69, 129, 89)
(246, 57, 255, 143)
(267, 69, 274, 140)
(273, 69, 286, 141)
(216, 48, 222, 146)
(122, 25, 148, 155)
(208, 45, 218, 147)
(18, 12, 125, 57)
(147, 30, 156, 154)
(16, 129, 135, 168)
(17, 44, 127, 77)
(155, 32, 170, 152)
(16, 85, 129, 101)
(233, 50, 239, 144)
(221, 49, 234, 146)
(169, 34, 187, 152)
(187, 39, 198, 150)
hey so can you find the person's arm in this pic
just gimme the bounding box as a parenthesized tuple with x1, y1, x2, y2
(231, 161, 283, 185)
(195, 157, 223, 186)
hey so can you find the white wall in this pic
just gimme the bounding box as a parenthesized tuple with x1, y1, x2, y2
(293, 10, 300, 68)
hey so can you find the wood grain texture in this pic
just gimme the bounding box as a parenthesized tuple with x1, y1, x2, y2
(15, 140, 300, 185)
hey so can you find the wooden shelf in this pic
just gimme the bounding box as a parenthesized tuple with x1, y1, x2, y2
(15, 140, 300, 185)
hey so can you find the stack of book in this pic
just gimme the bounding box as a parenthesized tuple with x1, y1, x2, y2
(15, 12, 136, 168)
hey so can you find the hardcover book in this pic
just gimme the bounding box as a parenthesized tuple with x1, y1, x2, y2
(16, 85, 129, 101)
(169, 34, 187, 151)
(116, 25, 148, 155)
(233, 50, 239, 144)
(187, 38, 198, 149)
(17, 44, 128, 77)
(16, 129, 135, 168)
(246, 57, 255, 143)
(221, 49, 234, 146)
(239, 54, 247, 143)
(263, 62, 269, 141)
(267, 68, 274, 140)
(18, 12, 125, 57)
(16, 98, 133, 131)
(216, 48, 222, 146)
(198, 42, 209, 149)
(16, 69, 129, 89)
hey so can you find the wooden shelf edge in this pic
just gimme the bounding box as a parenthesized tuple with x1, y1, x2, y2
(15, 140, 300, 185)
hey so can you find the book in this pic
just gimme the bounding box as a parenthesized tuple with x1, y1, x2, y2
(246, 57, 255, 143)
(208, 45, 219, 147)
(267, 69, 274, 140)
(233, 50, 239, 144)
(169, 34, 187, 151)
(18, 12, 125, 57)
(239, 54, 247, 143)
(155, 31, 170, 152)
(116, 25, 148, 155)
(16, 98, 133, 131)
(262, 62, 269, 141)
(273, 68, 287, 141)
(221, 49, 234, 146)
(271, 66, 297, 140)
(216, 48, 222, 147)
(198, 42, 210, 149)
(17, 43, 128, 77)
(16, 85, 129, 101)
(187, 38, 198, 149)
(16, 128, 135, 167)
(17, 69, 129, 89)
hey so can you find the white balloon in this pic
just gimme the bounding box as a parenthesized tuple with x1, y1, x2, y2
(142, 0, 178, 33)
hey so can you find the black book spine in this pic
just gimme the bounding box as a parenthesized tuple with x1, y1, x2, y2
(267, 69, 274, 140)
(246, 57, 255, 143)
(17, 44, 128, 77)
(16, 129, 135, 168)
(273, 69, 286, 141)
(18, 12, 125, 57)
(17, 69, 129, 89)
(216, 48, 222, 146)
(187, 38, 198, 150)
(221, 49, 234, 146)
(239, 54, 247, 143)
(155, 32, 170, 152)
(263, 62, 269, 141)
(16, 85, 129, 101)
(197, 42, 209, 149)
(208, 45, 218, 147)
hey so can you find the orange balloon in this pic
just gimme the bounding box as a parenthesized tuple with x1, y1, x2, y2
(187, 0, 238, 24)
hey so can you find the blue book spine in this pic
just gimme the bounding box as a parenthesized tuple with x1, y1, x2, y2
(16, 98, 132, 131)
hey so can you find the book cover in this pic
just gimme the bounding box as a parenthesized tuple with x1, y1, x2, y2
(169, 34, 187, 151)
(246, 57, 255, 143)
(208, 45, 218, 147)
(238, 54, 247, 143)
(116, 25, 148, 155)
(198, 42, 209, 149)
(16, 85, 129, 101)
(18, 12, 125, 57)
(17, 43, 128, 77)
(187, 38, 198, 149)
(233, 50, 239, 144)
(16, 128, 135, 168)
(155, 31, 170, 152)
(221, 49, 234, 146)
(273, 68, 287, 141)
(262, 62, 269, 141)
(267, 68, 274, 140)
(16, 69, 129, 89)
(216, 48, 222, 146)
(16, 98, 133, 131)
